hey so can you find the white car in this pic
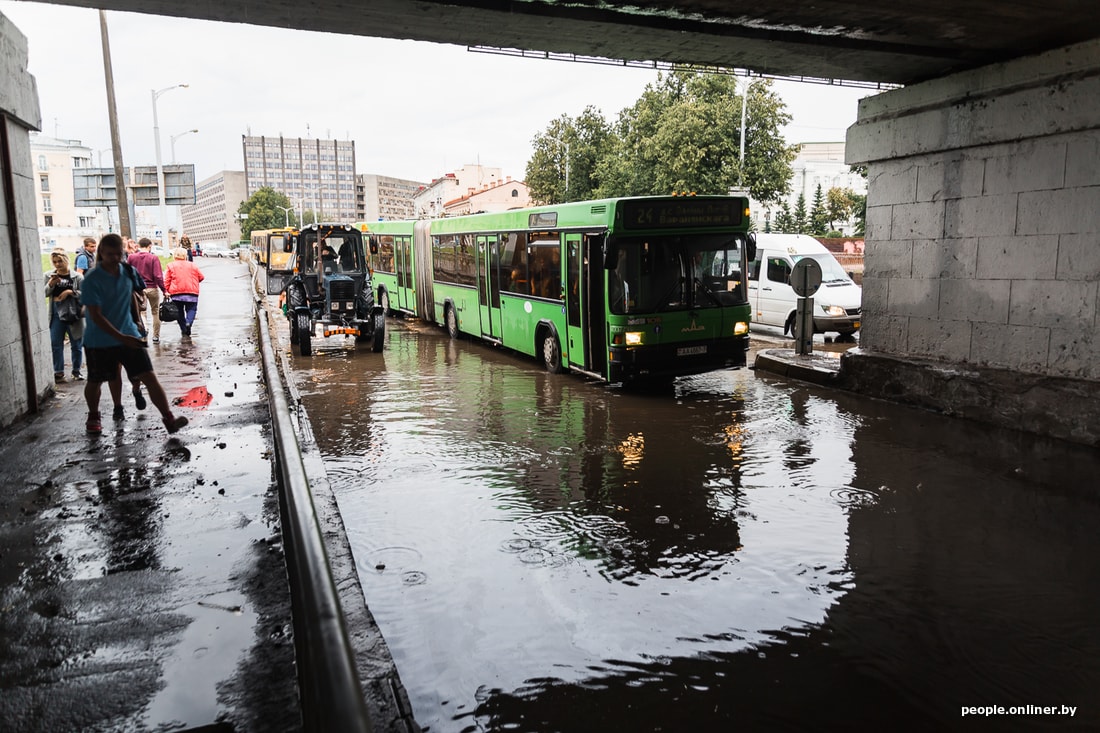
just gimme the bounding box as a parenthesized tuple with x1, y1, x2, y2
(201, 244, 233, 258)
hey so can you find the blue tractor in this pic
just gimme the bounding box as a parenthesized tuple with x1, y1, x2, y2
(279, 223, 385, 356)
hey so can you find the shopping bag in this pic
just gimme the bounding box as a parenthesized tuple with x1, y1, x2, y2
(159, 296, 180, 323)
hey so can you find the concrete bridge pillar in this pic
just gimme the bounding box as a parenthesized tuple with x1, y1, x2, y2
(0, 11, 46, 428)
(845, 39, 1100, 446)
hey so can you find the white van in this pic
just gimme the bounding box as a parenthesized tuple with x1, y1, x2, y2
(747, 233, 862, 338)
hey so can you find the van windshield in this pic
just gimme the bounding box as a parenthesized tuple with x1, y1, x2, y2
(792, 253, 852, 283)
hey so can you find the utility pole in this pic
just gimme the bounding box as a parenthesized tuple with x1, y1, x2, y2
(99, 10, 131, 238)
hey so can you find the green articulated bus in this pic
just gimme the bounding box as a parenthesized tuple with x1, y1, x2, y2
(358, 195, 756, 384)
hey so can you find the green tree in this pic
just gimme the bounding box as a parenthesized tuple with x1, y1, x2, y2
(527, 107, 614, 204)
(849, 164, 869, 235)
(792, 192, 809, 234)
(573, 71, 794, 202)
(825, 187, 858, 232)
(239, 187, 298, 236)
(774, 202, 793, 233)
(810, 184, 829, 235)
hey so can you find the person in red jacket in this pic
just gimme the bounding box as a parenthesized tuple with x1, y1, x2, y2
(164, 247, 205, 338)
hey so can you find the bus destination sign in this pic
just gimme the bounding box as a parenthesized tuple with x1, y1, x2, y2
(621, 198, 742, 230)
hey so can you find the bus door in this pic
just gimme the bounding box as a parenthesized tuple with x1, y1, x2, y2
(476, 234, 502, 339)
(265, 233, 296, 295)
(565, 233, 586, 369)
(395, 235, 415, 312)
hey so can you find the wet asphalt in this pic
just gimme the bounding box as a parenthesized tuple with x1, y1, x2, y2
(0, 257, 300, 732)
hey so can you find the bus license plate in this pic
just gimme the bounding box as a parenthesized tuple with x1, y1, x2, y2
(677, 345, 707, 356)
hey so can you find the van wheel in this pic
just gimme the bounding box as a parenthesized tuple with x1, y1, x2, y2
(445, 305, 460, 339)
(541, 332, 563, 374)
(785, 314, 797, 339)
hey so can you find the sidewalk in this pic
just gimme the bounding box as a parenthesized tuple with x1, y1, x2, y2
(0, 258, 301, 732)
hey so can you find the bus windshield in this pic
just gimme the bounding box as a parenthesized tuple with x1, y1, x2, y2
(609, 234, 749, 314)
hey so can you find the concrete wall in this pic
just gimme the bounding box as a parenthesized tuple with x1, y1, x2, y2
(0, 11, 47, 429)
(846, 39, 1100, 445)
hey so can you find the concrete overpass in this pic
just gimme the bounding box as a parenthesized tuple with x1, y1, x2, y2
(2, 1, 1098, 443)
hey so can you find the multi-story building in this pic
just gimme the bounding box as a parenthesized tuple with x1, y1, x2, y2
(443, 178, 531, 216)
(28, 133, 104, 251)
(751, 142, 868, 234)
(180, 170, 248, 247)
(412, 164, 510, 219)
(357, 173, 425, 221)
(242, 134, 357, 222)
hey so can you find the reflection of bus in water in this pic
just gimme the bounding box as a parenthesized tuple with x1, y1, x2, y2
(358, 195, 755, 384)
(250, 227, 298, 270)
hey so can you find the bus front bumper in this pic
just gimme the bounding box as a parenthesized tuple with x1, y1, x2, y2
(607, 335, 749, 383)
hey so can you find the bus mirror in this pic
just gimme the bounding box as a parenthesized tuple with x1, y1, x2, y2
(745, 233, 757, 263)
(603, 242, 619, 270)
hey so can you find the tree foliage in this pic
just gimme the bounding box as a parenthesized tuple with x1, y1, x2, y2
(810, 184, 829, 235)
(527, 71, 797, 205)
(527, 107, 614, 204)
(239, 187, 298, 236)
(825, 187, 858, 232)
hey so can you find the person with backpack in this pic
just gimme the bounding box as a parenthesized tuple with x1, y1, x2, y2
(129, 237, 168, 344)
(74, 237, 96, 275)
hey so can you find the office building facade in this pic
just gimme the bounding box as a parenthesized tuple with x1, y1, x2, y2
(357, 173, 425, 221)
(180, 170, 248, 246)
(242, 135, 357, 222)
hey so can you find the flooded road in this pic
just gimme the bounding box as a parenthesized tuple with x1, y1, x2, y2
(286, 317, 1100, 732)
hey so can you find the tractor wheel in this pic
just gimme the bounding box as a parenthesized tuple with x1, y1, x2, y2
(296, 311, 313, 356)
(371, 310, 385, 353)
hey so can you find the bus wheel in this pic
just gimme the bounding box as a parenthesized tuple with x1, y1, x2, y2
(296, 311, 313, 356)
(380, 290, 390, 316)
(541, 332, 563, 374)
(445, 305, 460, 339)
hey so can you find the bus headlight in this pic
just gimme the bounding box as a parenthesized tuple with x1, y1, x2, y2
(821, 305, 846, 316)
(624, 331, 643, 346)
(733, 321, 750, 336)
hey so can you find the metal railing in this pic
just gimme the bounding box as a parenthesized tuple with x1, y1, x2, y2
(254, 286, 372, 733)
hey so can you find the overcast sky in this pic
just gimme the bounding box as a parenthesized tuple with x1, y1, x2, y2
(2, 1, 877, 186)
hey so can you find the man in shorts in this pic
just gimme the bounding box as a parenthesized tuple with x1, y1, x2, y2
(81, 233, 188, 435)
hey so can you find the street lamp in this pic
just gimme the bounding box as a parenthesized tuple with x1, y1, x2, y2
(276, 204, 294, 228)
(546, 134, 570, 202)
(170, 128, 198, 164)
(152, 83, 188, 245)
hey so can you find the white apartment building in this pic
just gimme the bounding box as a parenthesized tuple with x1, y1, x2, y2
(443, 178, 531, 216)
(412, 164, 510, 218)
(242, 134, 357, 222)
(180, 170, 248, 246)
(751, 142, 868, 234)
(28, 133, 105, 251)
(357, 173, 425, 221)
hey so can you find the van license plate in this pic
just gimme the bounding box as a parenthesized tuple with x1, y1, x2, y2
(677, 345, 707, 356)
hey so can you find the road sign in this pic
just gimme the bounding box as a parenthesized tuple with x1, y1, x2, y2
(791, 258, 822, 297)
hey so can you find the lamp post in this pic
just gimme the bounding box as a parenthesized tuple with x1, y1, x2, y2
(170, 128, 198, 164)
(276, 205, 294, 228)
(546, 134, 570, 202)
(152, 83, 188, 245)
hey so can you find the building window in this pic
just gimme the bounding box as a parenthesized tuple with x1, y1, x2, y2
(40, 175, 49, 192)
(44, 215, 53, 227)
(42, 197, 52, 212)
(79, 216, 91, 227)
(37, 155, 47, 171)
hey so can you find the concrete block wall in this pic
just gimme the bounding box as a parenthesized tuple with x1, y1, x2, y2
(0, 11, 46, 429)
(848, 39, 1100, 384)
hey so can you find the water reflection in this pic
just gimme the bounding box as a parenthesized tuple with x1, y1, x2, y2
(296, 322, 1100, 731)
(295, 321, 858, 732)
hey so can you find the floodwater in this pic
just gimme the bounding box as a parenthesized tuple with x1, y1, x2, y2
(287, 319, 1100, 732)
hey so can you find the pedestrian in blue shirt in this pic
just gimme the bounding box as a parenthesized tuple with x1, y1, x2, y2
(81, 234, 188, 435)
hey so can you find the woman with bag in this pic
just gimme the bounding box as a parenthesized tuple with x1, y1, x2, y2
(164, 247, 205, 338)
(44, 249, 85, 381)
